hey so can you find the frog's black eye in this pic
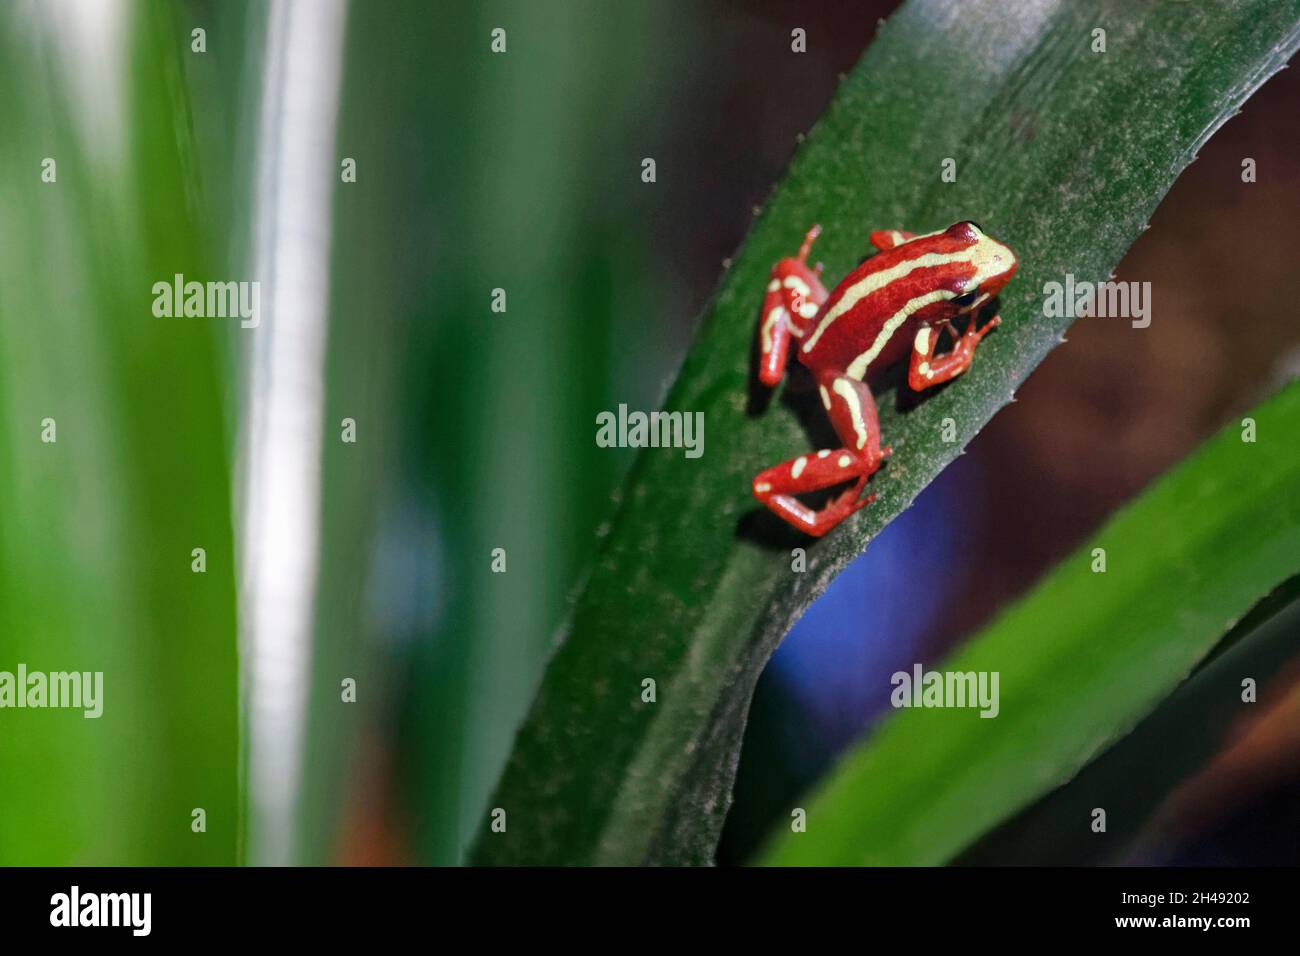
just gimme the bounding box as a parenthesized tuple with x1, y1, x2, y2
(967, 220, 983, 232)
(952, 290, 979, 307)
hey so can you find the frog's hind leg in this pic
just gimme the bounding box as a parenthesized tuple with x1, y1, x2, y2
(758, 226, 829, 386)
(751, 372, 890, 536)
(752, 449, 874, 537)
(818, 371, 890, 472)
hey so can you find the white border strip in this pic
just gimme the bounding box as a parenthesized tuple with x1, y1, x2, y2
(240, 0, 348, 866)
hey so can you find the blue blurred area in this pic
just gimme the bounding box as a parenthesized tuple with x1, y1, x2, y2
(769, 455, 981, 752)
(718, 455, 984, 862)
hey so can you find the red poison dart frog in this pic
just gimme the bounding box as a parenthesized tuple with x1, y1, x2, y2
(752, 221, 1018, 536)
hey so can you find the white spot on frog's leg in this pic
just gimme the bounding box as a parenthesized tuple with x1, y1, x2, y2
(760, 305, 787, 353)
(838, 454, 852, 467)
(782, 275, 811, 298)
(832, 379, 869, 449)
(919, 361, 933, 379)
(799, 300, 819, 319)
(817, 449, 830, 458)
(754, 481, 771, 493)
(791, 456, 808, 479)
(819, 385, 831, 410)
(767, 278, 781, 292)
(914, 325, 932, 355)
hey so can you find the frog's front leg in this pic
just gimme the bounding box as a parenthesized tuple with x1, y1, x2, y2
(907, 313, 1001, 392)
(752, 372, 890, 536)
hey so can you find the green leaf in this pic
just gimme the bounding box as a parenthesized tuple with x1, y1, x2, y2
(760, 381, 1300, 865)
(0, 3, 239, 864)
(388, 0, 680, 865)
(472, 0, 1300, 865)
(954, 577, 1300, 866)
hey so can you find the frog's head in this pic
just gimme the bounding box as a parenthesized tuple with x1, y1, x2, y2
(942, 221, 1018, 314)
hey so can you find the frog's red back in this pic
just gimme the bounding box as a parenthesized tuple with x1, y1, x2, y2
(798, 222, 1016, 381)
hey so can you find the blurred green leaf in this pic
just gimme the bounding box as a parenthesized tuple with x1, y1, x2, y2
(954, 576, 1300, 866)
(399, 0, 676, 864)
(473, 0, 1300, 865)
(761, 381, 1300, 865)
(0, 1, 238, 864)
